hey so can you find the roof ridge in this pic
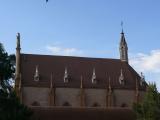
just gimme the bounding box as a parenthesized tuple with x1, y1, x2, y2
(21, 53, 121, 61)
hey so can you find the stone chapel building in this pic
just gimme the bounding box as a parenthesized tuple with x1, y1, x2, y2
(15, 31, 147, 108)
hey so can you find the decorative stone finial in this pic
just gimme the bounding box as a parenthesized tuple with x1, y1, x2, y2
(140, 72, 145, 86)
(121, 21, 124, 34)
(16, 33, 21, 49)
(15, 32, 21, 96)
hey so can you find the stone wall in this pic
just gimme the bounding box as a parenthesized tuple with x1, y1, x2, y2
(85, 89, 106, 107)
(22, 87, 49, 106)
(114, 89, 135, 107)
(56, 88, 80, 107)
(22, 87, 145, 108)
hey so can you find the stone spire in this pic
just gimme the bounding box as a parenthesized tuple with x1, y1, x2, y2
(119, 30, 128, 63)
(15, 33, 21, 96)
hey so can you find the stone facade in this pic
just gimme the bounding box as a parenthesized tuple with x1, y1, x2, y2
(23, 87, 49, 106)
(22, 87, 145, 108)
(15, 32, 147, 110)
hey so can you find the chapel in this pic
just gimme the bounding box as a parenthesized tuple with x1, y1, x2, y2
(15, 31, 147, 108)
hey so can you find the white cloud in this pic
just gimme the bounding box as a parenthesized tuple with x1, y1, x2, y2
(130, 50, 160, 73)
(130, 50, 160, 91)
(46, 45, 84, 56)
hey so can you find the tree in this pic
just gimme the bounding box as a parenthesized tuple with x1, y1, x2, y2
(133, 83, 160, 120)
(0, 90, 32, 120)
(0, 43, 15, 91)
(0, 42, 33, 120)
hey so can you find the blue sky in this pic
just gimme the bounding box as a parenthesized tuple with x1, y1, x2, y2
(1, 0, 160, 90)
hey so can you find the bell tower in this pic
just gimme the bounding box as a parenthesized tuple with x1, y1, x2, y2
(119, 30, 128, 63)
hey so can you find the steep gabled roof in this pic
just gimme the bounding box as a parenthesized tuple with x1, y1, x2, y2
(20, 53, 146, 90)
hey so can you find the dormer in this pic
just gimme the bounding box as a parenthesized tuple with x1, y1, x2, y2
(119, 69, 125, 85)
(34, 65, 40, 81)
(92, 68, 97, 84)
(64, 67, 69, 83)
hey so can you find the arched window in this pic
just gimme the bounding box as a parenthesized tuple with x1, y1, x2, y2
(31, 101, 40, 106)
(92, 102, 100, 107)
(62, 102, 71, 106)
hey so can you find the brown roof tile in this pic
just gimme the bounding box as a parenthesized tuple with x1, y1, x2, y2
(20, 53, 146, 90)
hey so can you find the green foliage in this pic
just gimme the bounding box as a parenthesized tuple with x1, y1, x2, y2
(0, 43, 15, 90)
(133, 83, 160, 120)
(0, 42, 33, 120)
(0, 90, 33, 120)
